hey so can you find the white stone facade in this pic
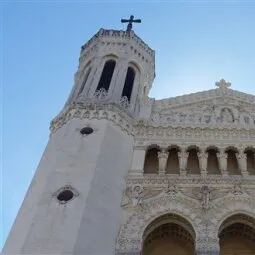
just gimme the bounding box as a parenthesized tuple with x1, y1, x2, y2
(3, 29, 255, 255)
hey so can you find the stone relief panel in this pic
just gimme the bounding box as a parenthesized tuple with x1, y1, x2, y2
(117, 180, 255, 254)
(150, 98, 255, 127)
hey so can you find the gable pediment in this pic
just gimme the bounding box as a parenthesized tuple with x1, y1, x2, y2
(150, 87, 255, 127)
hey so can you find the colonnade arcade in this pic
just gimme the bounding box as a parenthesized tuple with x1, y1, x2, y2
(135, 145, 255, 176)
(141, 213, 255, 255)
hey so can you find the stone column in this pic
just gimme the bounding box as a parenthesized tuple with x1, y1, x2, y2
(198, 150, 208, 177)
(217, 150, 228, 176)
(196, 236, 220, 255)
(81, 58, 101, 98)
(158, 149, 169, 175)
(111, 59, 128, 101)
(178, 150, 189, 176)
(130, 146, 146, 175)
(236, 151, 248, 176)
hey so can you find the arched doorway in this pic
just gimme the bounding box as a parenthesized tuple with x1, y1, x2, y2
(142, 214, 196, 255)
(219, 214, 255, 255)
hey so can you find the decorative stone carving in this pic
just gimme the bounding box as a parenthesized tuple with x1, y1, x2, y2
(196, 236, 220, 255)
(198, 151, 208, 177)
(50, 103, 135, 135)
(164, 181, 178, 199)
(120, 96, 131, 110)
(116, 194, 200, 253)
(220, 108, 234, 124)
(236, 152, 248, 176)
(93, 88, 108, 100)
(126, 174, 255, 187)
(157, 149, 169, 175)
(178, 151, 189, 176)
(216, 151, 228, 176)
(121, 186, 144, 208)
(149, 84, 255, 128)
(121, 186, 163, 208)
(231, 182, 244, 195)
(200, 185, 211, 210)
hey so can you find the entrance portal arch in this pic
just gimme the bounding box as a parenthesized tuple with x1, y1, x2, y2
(142, 213, 196, 255)
(219, 214, 255, 255)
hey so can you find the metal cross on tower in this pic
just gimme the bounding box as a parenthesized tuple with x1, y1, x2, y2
(121, 15, 141, 32)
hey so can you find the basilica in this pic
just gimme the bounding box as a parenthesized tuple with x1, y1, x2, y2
(2, 22, 255, 255)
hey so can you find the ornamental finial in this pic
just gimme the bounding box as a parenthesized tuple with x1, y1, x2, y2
(215, 79, 231, 89)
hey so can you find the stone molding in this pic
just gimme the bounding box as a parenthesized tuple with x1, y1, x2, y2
(153, 87, 255, 110)
(125, 175, 255, 187)
(134, 124, 255, 143)
(50, 106, 255, 142)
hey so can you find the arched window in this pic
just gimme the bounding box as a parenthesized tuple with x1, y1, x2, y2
(226, 148, 240, 175)
(144, 147, 160, 174)
(187, 147, 200, 175)
(166, 146, 180, 174)
(78, 67, 91, 96)
(96, 60, 116, 92)
(207, 148, 220, 175)
(245, 148, 255, 175)
(121, 66, 136, 101)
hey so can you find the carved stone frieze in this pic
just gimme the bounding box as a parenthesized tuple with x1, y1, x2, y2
(126, 175, 255, 188)
(50, 102, 136, 135)
(134, 125, 255, 143)
(150, 87, 255, 129)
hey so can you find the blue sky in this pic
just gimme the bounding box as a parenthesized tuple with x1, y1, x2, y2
(1, 1, 255, 250)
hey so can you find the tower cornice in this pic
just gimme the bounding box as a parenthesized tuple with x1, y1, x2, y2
(81, 28, 155, 58)
(50, 102, 136, 136)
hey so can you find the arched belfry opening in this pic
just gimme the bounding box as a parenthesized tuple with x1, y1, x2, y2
(219, 214, 255, 255)
(121, 66, 136, 101)
(207, 147, 220, 175)
(96, 59, 116, 92)
(142, 213, 196, 255)
(143, 146, 160, 174)
(225, 147, 240, 175)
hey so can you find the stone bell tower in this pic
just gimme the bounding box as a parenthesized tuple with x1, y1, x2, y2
(3, 25, 155, 254)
